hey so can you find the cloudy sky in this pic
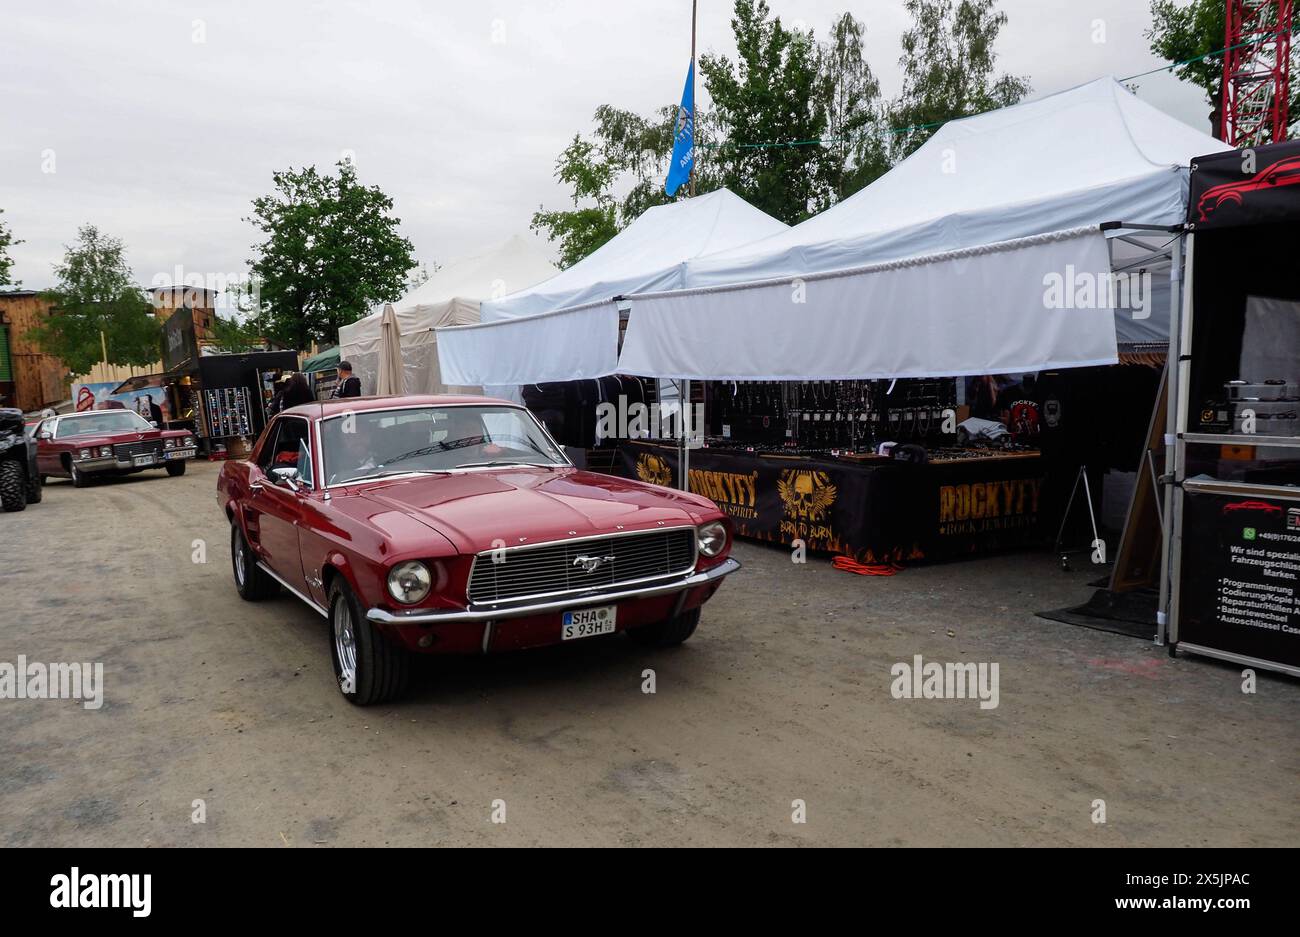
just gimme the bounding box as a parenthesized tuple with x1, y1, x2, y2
(0, 0, 1211, 294)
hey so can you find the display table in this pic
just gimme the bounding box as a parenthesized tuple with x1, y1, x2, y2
(613, 441, 1046, 563)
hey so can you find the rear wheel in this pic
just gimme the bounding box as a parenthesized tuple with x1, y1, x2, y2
(627, 607, 700, 647)
(165, 460, 187, 477)
(329, 578, 409, 705)
(0, 460, 27, 512)
(230, 522, 278, 600)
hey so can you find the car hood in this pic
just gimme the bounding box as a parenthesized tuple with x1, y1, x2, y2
(348, 466, 715, 555)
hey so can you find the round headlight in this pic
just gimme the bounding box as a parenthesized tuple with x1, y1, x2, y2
(79, 448, 92, 460)
(99, 446, 112, 457)
(164, 438, 175, 449)
(387, 561, 432, 605)
(697, 521, 728, 557)
(184, 436, 194, 447)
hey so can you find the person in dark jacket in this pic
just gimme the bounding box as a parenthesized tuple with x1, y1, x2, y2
(331, 361, 362, 399)
(276, 373, 314, 412)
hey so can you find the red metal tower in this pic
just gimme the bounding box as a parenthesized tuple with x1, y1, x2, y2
(1222, 0, 1295, 146)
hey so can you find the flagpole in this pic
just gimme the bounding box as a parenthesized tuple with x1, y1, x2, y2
(689, 0, 697, 198)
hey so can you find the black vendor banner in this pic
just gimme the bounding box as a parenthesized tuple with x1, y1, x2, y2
(1177, 486, 1300, 669)
(615, 442, 1046, 563)
(1189, 139, 1300, 230)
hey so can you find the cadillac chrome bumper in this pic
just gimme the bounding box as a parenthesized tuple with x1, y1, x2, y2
(366, 556, 741, 626)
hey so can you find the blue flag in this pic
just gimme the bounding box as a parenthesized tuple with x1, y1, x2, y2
(665, 61, 695, 196)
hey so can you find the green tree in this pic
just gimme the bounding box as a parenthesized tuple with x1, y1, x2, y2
(206, 311, 264, 355)
(27, 225, 160, 376)
(245, 159, 415, 349)
(888, 0, 1030, 160)
(821, 12, 889, 200)
(0, 209, 19, 288)
(700, 0, 835, 223)
(531, 105, 722, 268)
(1147, 0, 1298, 142)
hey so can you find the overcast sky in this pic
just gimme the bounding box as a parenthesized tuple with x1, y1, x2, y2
(0, 0, 1212, 295)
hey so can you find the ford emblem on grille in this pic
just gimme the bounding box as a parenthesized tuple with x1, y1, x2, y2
(573, 554, 616, 574)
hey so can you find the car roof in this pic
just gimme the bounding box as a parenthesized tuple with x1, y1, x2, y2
(282, 394, 518, 420)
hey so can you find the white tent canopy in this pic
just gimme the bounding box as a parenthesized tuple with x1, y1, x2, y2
(619, 77, 1232, 380)
(437, 189, 788, 386)
(339, 234, 556, 395)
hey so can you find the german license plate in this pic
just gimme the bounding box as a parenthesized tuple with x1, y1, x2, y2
(132, 454, 154, 466)
(562, 605, 616, 640)
(164, 449, 191, 460)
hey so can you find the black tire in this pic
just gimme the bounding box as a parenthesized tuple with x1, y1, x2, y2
(26, 471, 42, 504)
(328, 578, 409, 706)
(69, 461, 91, 488)
(627, 607, 700, 647)
(165, 460, 187, 477)
(0, 460, 27, 512)
(230, 522, 279, 600)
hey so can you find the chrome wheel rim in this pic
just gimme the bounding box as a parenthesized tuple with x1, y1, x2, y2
(332, 598, 358, 688)
(233, 532, 246, 585)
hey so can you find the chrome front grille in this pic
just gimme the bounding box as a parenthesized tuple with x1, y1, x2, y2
(468, 528, 697, 605)
(113, 441, 164, 460)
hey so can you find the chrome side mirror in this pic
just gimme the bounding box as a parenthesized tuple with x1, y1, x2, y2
(270, 466, 301, 491)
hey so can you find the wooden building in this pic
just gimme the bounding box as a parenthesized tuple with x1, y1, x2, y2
(0, 290, 69, 412)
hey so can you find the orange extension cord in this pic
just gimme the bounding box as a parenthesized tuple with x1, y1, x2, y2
(831, 556, 905, 576)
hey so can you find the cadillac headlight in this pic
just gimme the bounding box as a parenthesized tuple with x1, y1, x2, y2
(164, 438, 176, 449)
(184, 436, 194, 448)
(99, 446, 112, 457)
(79, 448, 92, 460)
(697, 521, 728, 557)
(387, 561, 432, 605)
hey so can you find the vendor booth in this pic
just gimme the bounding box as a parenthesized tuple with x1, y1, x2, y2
(436, 78, 1228, 570)
(338, 235, 556, 397)
(1168, 139, 1300, 677)
(159, 307, 297, 457)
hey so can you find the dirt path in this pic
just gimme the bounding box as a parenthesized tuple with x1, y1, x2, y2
(1, 461, 1295, 846)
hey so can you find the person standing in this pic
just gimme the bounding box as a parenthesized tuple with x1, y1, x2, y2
(331, 361, 362, 399)
(278, 373, 315, 411)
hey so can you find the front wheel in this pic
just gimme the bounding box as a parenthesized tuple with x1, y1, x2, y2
(0, 460, 27, 512)
(26, 470, 42, 504)
(70, 461, 90, 488)
(230, 522, 278, 600)
(627, 607, 700, 647)
(329, 579, 409, 705)
(165, 460, 187, 477)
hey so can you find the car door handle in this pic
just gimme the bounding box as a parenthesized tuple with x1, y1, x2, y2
(250, 482, 264, 492)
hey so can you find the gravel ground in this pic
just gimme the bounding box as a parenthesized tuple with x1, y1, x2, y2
(1, 459, 1296, 847)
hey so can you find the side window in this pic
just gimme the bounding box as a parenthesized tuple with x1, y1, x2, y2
(255, 421, 283, 473)
(264, 418, 312, 481)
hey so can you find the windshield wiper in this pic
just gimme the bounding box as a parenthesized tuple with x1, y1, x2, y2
(455, 460, 550, 469)
(336, 469, 445, 484)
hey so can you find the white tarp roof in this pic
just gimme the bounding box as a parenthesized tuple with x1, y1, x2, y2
(479, 188, 789, 322)
(618, 77, 1232, 379)
(436, 190, 787, 385)
(339, 234, 556, 394)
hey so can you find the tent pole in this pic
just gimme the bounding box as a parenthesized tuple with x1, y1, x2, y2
(1155, 234, 1184, 646)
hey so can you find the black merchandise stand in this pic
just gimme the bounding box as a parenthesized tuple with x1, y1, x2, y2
(191, 351, 299, 457)
(1171, 140, 1300, 677)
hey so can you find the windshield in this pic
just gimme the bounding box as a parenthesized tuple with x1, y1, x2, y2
(320, 405, 566, 485)
(56, 411, 153, 438)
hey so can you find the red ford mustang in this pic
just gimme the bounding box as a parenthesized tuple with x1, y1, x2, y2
(35, 409, 197, 487)
(217, 395, 739, 704)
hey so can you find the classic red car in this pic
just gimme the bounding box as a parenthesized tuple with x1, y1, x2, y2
(217, 396, 739, 704)
(1196, 154, 1300, 221)
(34, 410, 197, 487)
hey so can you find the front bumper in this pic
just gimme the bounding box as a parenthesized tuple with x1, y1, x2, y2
(78, 447, 197, 473)
(367, 556, 741, 626)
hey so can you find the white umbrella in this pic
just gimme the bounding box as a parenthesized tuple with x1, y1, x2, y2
(375, 304, 404, 396)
